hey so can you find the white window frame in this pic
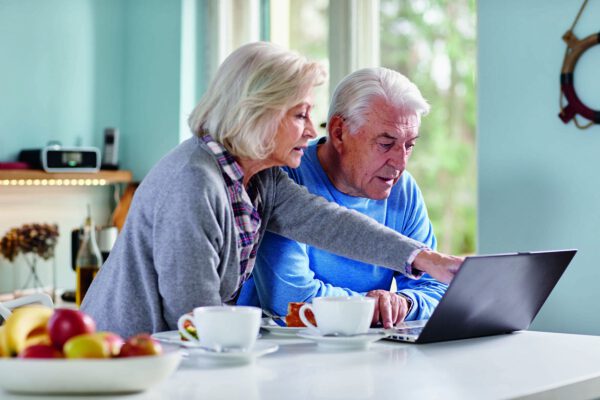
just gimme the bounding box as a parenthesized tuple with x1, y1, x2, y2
(181, 0, 380, 141)
(328, 0, 380, 94)
(179, 0, 261, 142)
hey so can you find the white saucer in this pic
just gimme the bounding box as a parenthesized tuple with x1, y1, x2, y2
(260, 319, 305, 336)
(297, 329, 389, 350)
(185, 342, 279, 364)
(152, 330, 261, 348)
(152, 330, 186, 345)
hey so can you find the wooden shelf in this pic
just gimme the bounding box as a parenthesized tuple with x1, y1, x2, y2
(0, 170, 133, 185)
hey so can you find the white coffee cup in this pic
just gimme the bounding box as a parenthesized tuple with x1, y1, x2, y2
(177, 306, 262, 351)
(299, 296, 375, 336)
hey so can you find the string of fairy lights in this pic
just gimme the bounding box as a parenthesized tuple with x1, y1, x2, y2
(0, 179, 108, 186)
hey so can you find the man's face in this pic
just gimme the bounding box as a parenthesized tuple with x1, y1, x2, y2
(334, 98, 420, 200)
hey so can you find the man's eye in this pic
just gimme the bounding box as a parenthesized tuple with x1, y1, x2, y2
(406, 143, 415, 151)
(378, 142, 394, 150)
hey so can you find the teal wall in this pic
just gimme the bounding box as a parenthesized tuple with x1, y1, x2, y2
(121, 1, 182, 180)
(0, 0, 183, 180)
(479, 0, 600, 334)
(0, 0, 123, 160)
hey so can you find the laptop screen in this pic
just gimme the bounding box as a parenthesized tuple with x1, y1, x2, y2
(390, 250, 577, 344)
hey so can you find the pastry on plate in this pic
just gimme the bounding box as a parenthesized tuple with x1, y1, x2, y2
(285, 302, 316, 327)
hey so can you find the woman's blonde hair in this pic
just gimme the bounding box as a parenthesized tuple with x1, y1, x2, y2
(188, 42, 326, 159)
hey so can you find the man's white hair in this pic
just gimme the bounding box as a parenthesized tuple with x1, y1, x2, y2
(188, 41, 326, 159)
(327, 67, 430, 134)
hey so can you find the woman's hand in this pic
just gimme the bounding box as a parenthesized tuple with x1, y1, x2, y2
(412, 250, 464, 284)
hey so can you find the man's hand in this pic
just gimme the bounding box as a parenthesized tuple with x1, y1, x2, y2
(412, 250, 464, 284)
(366, 290, 410, 329)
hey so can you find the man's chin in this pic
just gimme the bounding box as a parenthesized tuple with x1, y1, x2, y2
(368, 189, 392, 200)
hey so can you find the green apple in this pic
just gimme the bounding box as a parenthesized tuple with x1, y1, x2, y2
(63, 333, 111, 359)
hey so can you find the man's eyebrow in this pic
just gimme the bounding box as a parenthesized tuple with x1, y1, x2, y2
(376, 133, 420, 140)
(377, 133, 398, 140)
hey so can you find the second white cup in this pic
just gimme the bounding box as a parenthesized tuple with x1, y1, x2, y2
(299, 296, 375, 336)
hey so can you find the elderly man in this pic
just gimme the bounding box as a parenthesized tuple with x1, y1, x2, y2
(237, 67, 447, 329)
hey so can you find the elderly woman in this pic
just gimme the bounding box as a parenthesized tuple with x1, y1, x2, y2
(82, 42, 462, 337)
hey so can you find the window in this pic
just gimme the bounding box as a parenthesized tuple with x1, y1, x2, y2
(270, 0, 329, 133)
(380, 0, 477, 254)
(262, 0, 476, 254)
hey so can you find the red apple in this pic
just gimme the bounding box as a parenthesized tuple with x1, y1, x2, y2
(47, 308, 96, 350)
(19, 344, 63, 359)
(97, 331, 125, 356)
(119, 334, 163, 357)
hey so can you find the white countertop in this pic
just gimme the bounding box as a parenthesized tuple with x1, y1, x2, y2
(4, 330, 600, 400)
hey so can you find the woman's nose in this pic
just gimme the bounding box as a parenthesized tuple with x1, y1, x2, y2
(305, 120, 317, 139)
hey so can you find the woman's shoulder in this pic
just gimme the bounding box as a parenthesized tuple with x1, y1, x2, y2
(138, 138, 228, 203)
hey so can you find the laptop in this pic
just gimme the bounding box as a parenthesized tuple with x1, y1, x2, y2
(386, 249, 577, 344)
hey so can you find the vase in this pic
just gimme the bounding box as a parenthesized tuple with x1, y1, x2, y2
(12, 254, 56, 302)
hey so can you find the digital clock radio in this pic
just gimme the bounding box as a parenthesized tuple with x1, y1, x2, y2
(19, 146, 101, 172)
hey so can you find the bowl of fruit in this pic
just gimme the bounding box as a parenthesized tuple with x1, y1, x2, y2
(0, 306, 181, 394)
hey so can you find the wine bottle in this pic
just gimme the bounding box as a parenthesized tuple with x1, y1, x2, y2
(75, 205, 102, 307)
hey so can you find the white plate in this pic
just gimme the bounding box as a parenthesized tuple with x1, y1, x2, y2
(152, 330, 261, 348)
(186, 342, 279, 365)
(0, 351, 182, 395)
(297, 329, 390, 350)
(260, 318, 305, 336)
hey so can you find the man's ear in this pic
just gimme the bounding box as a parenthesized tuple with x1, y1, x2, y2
(328, 115, 345, 152)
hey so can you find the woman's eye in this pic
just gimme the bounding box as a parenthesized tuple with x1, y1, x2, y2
(296, 113, 308, 119)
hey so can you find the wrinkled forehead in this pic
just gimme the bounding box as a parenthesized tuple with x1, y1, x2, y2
(370, 97, 420, 125)
(354, 102, 420, 138)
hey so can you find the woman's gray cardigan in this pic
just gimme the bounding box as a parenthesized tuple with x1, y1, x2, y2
(82, 137, 426, 337)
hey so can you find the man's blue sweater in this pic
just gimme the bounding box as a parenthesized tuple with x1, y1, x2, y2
(237, 140, 447, 320)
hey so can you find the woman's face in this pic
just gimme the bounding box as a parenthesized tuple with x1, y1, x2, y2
(268, 95, 317, 168)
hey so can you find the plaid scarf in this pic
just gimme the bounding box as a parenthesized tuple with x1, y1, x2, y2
(202, 134, 262, 295)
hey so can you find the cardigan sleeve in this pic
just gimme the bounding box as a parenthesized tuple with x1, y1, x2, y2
(265, 169, 427, 278)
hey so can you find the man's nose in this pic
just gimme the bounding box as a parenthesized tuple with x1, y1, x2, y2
(388, 147, 407, 170)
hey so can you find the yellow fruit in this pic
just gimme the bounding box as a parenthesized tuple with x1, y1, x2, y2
(64, 333, 111, 359)
(0, 325, 7, 357)
(24, 326, 51, 348)
(2, 305, 53, 357)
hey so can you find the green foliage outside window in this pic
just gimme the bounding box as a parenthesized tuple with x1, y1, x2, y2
(381, 0, 477, 254)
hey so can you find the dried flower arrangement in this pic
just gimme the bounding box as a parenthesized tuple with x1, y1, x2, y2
(0, 223, 59, 292)
(0, 223, 59, 262)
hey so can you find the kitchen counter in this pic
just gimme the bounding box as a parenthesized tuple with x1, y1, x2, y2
(4, 330, 599, 400)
